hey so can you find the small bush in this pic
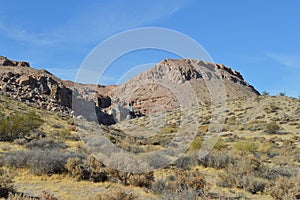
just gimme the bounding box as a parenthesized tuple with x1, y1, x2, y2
(189, 136, 202, 151)
(213, 139, 228, 150)
(65, 157, 90, 180)
(160, 187, 199, 200)
(127, 172, 154, 188)
(265, 122, 281, 134)
(269, 175, 300, 200)
(152, 169, 207, 198)
(0, 111, 43, 142)
(173, 168, 206, 195)
(92, 188, 137, 200)
(278, 92, 286, 96)
(151, 179, 167, 194)
(25, 138, 67, 150)
(233, 140, 259, 153)
(0, 168, 14, 198)
(107, 168, 154, 187)
(7, 191, 58, 200)
(159, 124, 178, 134)
(1, 151, 28, 168)
(174, 155, 195, 170)
(264, 166, 292, 180)
(27, 149, 70, 175)
(217, 156, 271, 194)
(2, 149, 81, 176)
(65, 156, 108, 182)
(198, 151, 235, 169)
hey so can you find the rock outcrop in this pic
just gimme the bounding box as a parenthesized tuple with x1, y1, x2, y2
(0, 56, 30, 67)
(112, 59, 260, 115)
(0, 56, 113, 124)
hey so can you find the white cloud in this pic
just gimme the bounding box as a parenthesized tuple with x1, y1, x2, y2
(55, 0, 189, 43)
(0, 1, 189, 46)
(266, 53, 300, 68)
(0, 21, 58, 46)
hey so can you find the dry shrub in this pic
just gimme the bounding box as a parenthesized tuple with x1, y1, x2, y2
(25, 138, 67, 150)
(2, 149, 83, 176)
(269, 175, 300, 200)
(0, 168, 14, 198)
(217, 157, 269, 194)
(65, 156, 108, 182)
(65, 157, 90, 180)
(92, 188, 137, 200)
(7, 191, 57, 200)
(152, 168, 207, 198)
(265, 122, 281, 134)
(127, 172, 154, 188)
(198, 151, 235, 169)
(160, 187, 199, 200)
(107, 168, 154, 188)
(174, 155, 195, 170)
(174, 168, 206, 193)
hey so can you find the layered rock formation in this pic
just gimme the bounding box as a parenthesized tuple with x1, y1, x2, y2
(111, 59, 260, 115)
(0, 57, 113, 124)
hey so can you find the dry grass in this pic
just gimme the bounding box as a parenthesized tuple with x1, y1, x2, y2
(0, 95, 299, 199)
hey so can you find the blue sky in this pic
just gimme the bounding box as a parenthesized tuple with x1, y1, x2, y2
(0, 0, 299, 97)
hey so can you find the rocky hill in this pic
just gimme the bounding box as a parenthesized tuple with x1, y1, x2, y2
(0, 56, 260, 124)
(0, 56, 113, 124)
(111, 58, 260, 115)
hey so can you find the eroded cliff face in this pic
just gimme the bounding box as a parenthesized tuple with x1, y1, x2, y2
(0, 56, 114, 124)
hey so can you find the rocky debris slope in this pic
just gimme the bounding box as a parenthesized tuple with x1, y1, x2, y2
(112, 59, 260, 115)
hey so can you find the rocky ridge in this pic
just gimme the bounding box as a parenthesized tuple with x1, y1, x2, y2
(0, 57, 112, 123)
(112, 58, 260, 115)
(0, 56, 260, 124)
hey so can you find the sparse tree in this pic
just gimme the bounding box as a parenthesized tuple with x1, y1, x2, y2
(279, 92, 286, 96)
(262, 91, 269, 96)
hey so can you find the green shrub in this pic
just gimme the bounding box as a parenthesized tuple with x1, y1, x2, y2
(189, 136, 202, 151)
(159, 125, 178, 134)
(233, 140, 259, 153)
(265, 122, 281, 134)
(0, 111, 43, 142)
(213, 139, 228, 150)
